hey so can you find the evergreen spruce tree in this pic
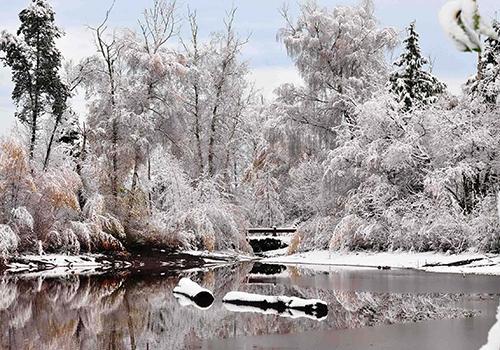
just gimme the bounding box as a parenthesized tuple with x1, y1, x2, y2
(389, 22, 446, 111)
(0, 0, 68, 163)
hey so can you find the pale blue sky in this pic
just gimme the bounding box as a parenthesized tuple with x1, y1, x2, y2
(0, 0, 498, 135)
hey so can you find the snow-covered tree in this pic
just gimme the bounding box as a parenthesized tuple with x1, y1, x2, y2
(179, 9, 254, 186)
(277, 0, 397, 132)
(389, 22, 446, 111)
(0, 0, 68, 164)
(469, 20, 500, 104)
(251, 0, 398, 232)
(251, 170, 285, 227)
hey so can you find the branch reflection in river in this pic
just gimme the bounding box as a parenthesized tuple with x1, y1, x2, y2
(0, 262, 472, 350)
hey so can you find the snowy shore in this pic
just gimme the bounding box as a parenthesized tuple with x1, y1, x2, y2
(262, 251, 500, 276)
(2, 250, 256, 277)
(4, 254, 121, 277)
(4, 250, 500, 277)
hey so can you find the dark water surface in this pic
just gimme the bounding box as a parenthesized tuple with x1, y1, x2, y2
(0, 262, 498, 350)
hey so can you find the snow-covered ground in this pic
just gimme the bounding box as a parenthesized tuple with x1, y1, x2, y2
(262, 251, 500, 276)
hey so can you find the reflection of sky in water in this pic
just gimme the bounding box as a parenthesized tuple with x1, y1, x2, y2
(0, 263, 497, 350)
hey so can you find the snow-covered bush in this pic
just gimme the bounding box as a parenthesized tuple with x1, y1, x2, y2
(82, 194, 126, 241)
(9, 206, 35, 250)
(294, 215, 337, 252)
(135, 147, 252, 252)
(150, 180, 251, 252)
(0, 225, 19, 259)
(0, 140, 35, 223)
(329, 214, 366, 251)
(10, 207, 34, 231)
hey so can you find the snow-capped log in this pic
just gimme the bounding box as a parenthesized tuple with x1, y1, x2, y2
(172, 278, 214, 310)
(222, 291, 328, 321)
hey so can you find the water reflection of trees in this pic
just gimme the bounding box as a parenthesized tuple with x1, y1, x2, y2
(0, 264, 468, 350)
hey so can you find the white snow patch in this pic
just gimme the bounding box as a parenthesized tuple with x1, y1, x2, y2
(479, 300, 500, 350)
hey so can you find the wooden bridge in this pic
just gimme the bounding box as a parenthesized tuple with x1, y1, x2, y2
(247, 227, 297, 236)
(246, 227, 296, 253)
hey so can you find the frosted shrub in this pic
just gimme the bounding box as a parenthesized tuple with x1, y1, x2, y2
(9, 206, 35, 250)
(0, 225, 19, 259)
(470, 198, 500, 253)
(329, 215, 389, 251)
(154, 201, 250, 252)
(91, 229, 125, 253)
(0, 140, 35, 223)
(474, 217, 500, 253)
(60, 228, 81, 254)
(81, 194, 127, 241)
(418, 213, 471, 253)
(10, 207, 34, 231)
(294, 215, 337, 252)
(45, 230, 62, 252)
(287, 160, 325, 218)
(70, 222, 93, 252)
(148, 148, 251, 252)
(356, 222, 390, 251)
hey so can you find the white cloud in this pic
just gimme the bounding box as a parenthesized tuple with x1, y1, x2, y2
(0, 103, 16, 136)
(441, 76, 469, 96)
(57, 26, 96, 63)
(248, 65, 302, 99)
(249, 65, 469, 100)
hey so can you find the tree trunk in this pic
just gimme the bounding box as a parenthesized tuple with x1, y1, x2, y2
(42, 117, 61, 171)
(76, 126, 87, 210)
(207, 83, 224, 177)
(111, 115, 119, 197)
(124, 151, 140, 238)
(477, 52, 484, 81)
(147, 146, 152, 213)
(29, 34, 41, 167)
(193, 84, 203, 176)
(29, 107, 38, 164)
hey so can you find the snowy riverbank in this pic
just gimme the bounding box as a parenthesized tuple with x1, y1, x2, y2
(262, 251, 500, 276)
(4, 250, 500, 277)
(2, 250, 256, 277)
(4, 254, 120, 277)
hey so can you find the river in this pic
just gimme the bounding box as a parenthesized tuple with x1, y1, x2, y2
(0, 261, 498, 349)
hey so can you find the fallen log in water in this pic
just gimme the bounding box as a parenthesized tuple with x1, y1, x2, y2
(222, 291, 328, 320)
(173, 277, 215, 310)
